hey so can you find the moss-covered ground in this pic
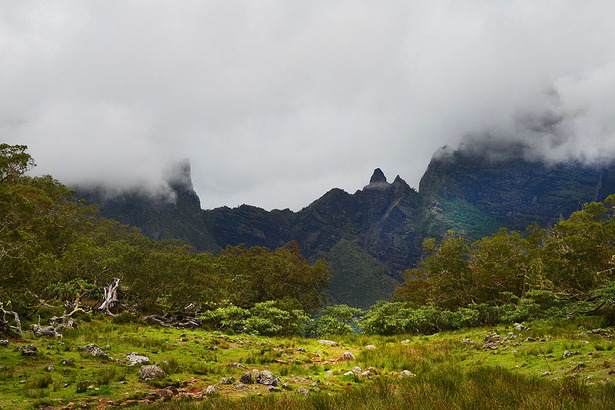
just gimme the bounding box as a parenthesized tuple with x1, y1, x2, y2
(1, 316, 614, 409)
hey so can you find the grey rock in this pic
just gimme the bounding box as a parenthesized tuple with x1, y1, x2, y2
(126, 352, 150, 366)
(204, 385, 219, 396)
(0, 340, 9, 347)
(227, 362, 247, 369)
(240, 371, 255, 384)
(317, 339, 337, 347)
(19, 345, 37, 356)
(336, 351, 356, 362)
(78, 344, 109, 360)
(256, 369, 281, 386)
(399, 370, 416, 378)
(220, 377, 235, 385)
(47, 365, 55, 372)
(562, 350, 580, 358)
(139, 365, 166, 379)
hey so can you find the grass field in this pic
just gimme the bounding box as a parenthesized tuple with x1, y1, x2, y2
(1, 316, 614, 409)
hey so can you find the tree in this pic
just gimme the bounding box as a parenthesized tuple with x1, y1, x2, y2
(0, 143, 34, 184)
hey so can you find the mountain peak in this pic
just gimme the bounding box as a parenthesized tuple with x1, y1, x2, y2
(369, 168, 387, 184)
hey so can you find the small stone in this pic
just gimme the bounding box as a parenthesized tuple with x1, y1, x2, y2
(61, 358, 74, 366)
(233, 382, 246, 390)
(401, 339, 410, 344)
(365, 345, 377, 350)
(227, 362, 247, 369)
(563, 350, 580, 358)
(360, 370, 371, 378)
(178, 392, 197, 400)
(343, 371, 353, 376)
(297, 387, 310, 396)
(0, 340, 9, 347)
(19, 345, 37, 356)
(281, 383, 292, 390)
(483, 333, 501, 343)
(514, 323, 528, 332)
(220, 377, 235, 385)
(399, 370, 416, 378)
(572, 362, 586, 372)
(336, 351, 356, 362)
(318, 340, 337, 347)
(204, 385, 219, 396)
(267, 385, 280, 392)
(542, 371, 551, 377)
(352, 366, 362, 373)
(47, 365, 55, 372)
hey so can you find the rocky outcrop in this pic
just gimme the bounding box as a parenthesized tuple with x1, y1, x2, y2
(75, 143, 615, 308)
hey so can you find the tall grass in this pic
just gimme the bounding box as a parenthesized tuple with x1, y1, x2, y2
(138, 369, 614, 409)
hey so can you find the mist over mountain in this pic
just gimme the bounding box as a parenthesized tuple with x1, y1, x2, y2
(4, 2, 615, 211)
(75, 141, 615, 308)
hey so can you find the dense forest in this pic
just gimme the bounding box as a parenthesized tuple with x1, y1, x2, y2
(2, 143, 615, 338)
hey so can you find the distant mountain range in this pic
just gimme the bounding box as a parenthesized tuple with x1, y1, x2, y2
(75, 143, 615, 308)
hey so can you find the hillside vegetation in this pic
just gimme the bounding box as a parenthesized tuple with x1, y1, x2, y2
(2, 143, 615, 408)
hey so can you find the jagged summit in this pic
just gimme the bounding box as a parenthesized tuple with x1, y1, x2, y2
(369, 168, 387, 184)
(365, 168, 391, 190)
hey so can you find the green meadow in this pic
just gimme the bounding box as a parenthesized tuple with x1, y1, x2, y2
(1, 316, 614, 409)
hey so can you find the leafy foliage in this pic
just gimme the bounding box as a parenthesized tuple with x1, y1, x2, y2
(0, 145, 330, 326)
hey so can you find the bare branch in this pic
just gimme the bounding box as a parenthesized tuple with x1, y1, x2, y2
(98, 278, 121, 316)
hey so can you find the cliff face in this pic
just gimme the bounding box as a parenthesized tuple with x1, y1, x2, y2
(419, 145, 615, 234)
(75, 149, 615, 308)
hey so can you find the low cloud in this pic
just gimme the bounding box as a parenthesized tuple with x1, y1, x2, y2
(2, 1, 615, 210)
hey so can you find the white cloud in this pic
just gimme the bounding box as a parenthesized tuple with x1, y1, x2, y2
(2, 1, 615, 210)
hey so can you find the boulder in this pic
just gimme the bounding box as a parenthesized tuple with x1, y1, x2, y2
(239, 371, 255, 384)
(256, 369, 281, 386)
(318, 339, 337, 347)
(204, 385, 219, 396)
(336, 351, 356, 362)
(139, 365, 166, 379)
(78, 344, 109, 360)
(126, 352, 150, 366)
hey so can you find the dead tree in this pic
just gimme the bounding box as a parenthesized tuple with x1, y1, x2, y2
(98, 278, 120, 316)
(0, 302, 22, 335)
(31, 298, 84, 338)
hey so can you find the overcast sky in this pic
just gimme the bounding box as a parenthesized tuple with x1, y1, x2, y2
(2, 1, 615, 210)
